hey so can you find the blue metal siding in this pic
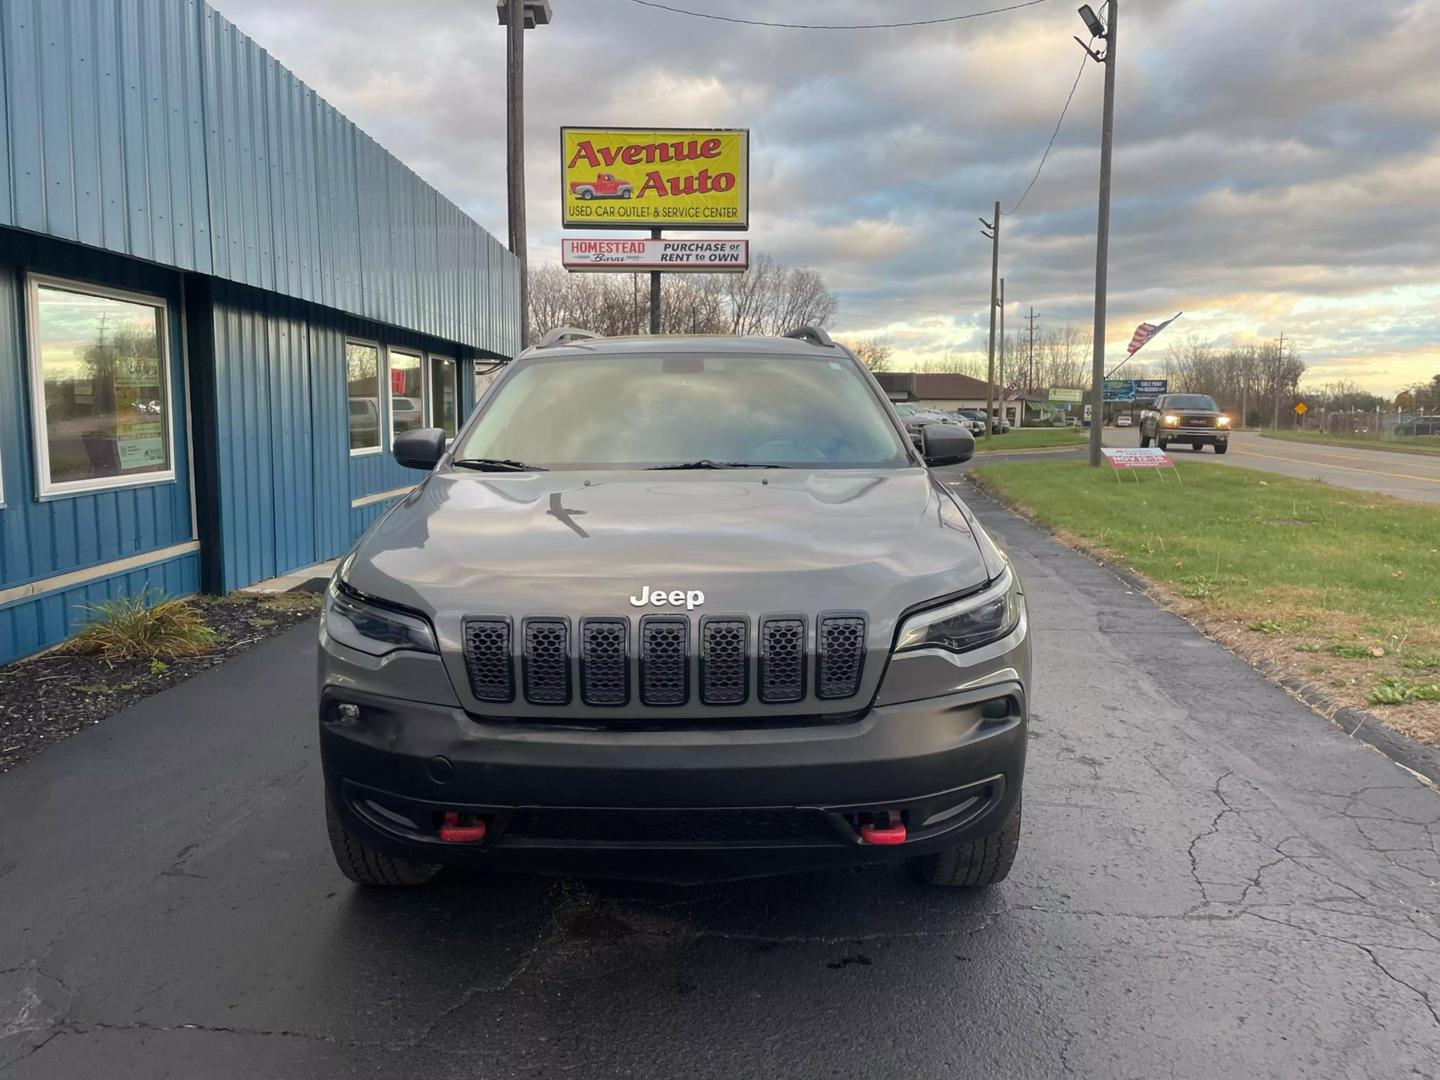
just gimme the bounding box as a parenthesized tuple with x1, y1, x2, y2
(0, 550, 199, 665)
(0, 234, 196, 664)
(0, 235, 194, 593)
(1, 0, 519, 353)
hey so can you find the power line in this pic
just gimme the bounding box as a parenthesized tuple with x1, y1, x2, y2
(1004, 44, 1092, 215)
(626, 0, 1053, 31)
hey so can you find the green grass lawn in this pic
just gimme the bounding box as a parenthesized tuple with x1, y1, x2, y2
(973, 427, 1087, 452)
(1263, 429, 1440, 457)
(972, 458, 1440, 735)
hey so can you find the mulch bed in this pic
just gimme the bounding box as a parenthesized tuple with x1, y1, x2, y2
(0, 592, 320, 774)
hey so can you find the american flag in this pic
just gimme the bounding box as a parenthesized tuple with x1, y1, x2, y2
(1127, 312, 1181, 355)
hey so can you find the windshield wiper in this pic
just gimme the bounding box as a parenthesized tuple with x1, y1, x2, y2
(647, 459, 791, 470)
(451, 457, 548, 472)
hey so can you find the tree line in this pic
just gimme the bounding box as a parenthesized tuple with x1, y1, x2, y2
(528, 255, 837, 340)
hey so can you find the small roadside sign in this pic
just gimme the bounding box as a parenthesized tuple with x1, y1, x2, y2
(1103, 447, 1173, 469)
(1294, 401, 1308, 416)
(1049, 387, 1084, 403)
(1103, 446, 1181, 484)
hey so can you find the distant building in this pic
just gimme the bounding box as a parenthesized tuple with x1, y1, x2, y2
(873, 372, 1021, 427)
(0, 0, 521, 663)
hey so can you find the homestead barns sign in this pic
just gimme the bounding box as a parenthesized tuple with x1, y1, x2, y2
(561, 128, 750, 229)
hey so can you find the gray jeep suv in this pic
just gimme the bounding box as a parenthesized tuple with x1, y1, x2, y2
(319, 326, 1029, 887)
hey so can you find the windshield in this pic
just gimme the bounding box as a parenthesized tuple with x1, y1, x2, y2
(455, 352, 911, 470)
(1165, 395, 1220, 410)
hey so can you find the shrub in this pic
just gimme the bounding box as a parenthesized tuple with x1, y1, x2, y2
(67, 591, 217, 662)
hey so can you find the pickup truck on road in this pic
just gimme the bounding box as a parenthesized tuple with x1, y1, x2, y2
(1139, 393, 1231, 453)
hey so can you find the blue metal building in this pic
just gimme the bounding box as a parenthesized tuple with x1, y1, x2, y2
(0, 0, 520, 663)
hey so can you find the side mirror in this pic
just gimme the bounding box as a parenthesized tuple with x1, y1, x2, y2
(921, 423, 974, 466)
(393, 427, 446, 471)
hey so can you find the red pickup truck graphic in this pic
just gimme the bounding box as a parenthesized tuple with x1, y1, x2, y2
(569, 172, 634, 200)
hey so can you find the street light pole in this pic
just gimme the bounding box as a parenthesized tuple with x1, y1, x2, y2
(981, 202, 1000, 443)
(1084, 0, 1117, 467)
(498, 1, 552, 350)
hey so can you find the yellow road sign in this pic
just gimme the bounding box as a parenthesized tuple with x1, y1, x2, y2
(1294, 402, 1308, 415)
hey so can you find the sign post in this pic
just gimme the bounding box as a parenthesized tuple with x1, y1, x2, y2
(562, 127, 750, 333)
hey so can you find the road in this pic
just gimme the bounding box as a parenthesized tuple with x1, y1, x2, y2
(1106, 428, 1440, 504)
(2, 494, 1438, 1079)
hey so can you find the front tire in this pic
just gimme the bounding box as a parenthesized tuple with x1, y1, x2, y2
(1214, 442, 1228, 455)
(910, 800, 1021, 888)
(326, 789, 440, 887)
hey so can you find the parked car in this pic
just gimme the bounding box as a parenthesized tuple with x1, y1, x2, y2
(1115, 413, 1133, 427)
(569, 172, 633, 200)
(894, 403, 961, 446)
(949, 410, 986, 436)
(1139, 393, 1230, 453)
(1393, 415, 1440, 437)
(320, 325, 1026, 890)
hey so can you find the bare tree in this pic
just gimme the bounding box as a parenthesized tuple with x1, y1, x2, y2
(840, 335, 894, 371)
(529, 254, 837, 344)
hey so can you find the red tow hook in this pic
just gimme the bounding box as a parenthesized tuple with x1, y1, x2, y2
(438, 811, 487, 843)
(859, 814, 907, 846)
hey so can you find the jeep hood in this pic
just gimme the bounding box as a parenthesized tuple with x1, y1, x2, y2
(345, 469, 995, 631)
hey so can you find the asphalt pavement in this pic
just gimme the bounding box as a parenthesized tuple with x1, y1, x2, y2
(2, 492, 1438, 1079)
(1106, 428, 1440, 505)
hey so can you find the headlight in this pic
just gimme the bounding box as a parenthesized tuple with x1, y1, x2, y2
(1217, 415, 1231, 427)
(324, 578, 437, 656)
(1162, 414, 1180, 426)
(895, 566, 1021, 655)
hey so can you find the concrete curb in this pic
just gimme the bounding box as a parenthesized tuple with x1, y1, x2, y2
(961, 473, 1440, 787)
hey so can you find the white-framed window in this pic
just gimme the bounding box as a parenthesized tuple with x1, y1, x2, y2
(346, 339, 382, 455)
(389, 348, 424, 443)
(26, 274, 176, 498)
(428, 354, 458, 440)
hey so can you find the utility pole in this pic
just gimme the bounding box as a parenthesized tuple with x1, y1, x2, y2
(1272, 331, 1286, 431)
(1025, 306, 1038, 427)
(498, 1, 552, 349)
(980, 202, 1000, 442)
(998, 278, 1006, 430)
(1078, 1, 1117, 467)
(650, 227, 662, 333)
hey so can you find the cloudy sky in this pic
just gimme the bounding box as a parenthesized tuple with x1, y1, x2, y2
(209, 0, 1439, 394)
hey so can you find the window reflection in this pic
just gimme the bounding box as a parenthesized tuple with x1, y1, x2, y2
(390, 350, 423, 439)
(347, 341, 381, 451)
(33, 283, 171, 488)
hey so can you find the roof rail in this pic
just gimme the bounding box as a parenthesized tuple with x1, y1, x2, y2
(535, 326, 599, 348)
(783, 325, 836, 348)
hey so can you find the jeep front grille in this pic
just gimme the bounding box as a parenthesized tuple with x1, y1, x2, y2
(640, 616, 689, 706)
(580, 618, 628, 706)
(759, 616, 806, 704)
(462, 618, 513, 703)
(817, 616, 866, 699)
(460, 613, 866, 710)
(522, 618, 570, 705)
(700, 618, 748, 705)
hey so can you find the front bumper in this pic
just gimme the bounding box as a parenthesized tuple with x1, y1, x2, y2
(320, 680, 1027, 883)
(1161, 426, 1228, 444)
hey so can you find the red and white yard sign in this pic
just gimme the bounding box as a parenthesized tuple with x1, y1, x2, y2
(1103, 447, 1174, 469)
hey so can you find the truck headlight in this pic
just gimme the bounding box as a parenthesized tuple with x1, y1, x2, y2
(1162, 414, 1180, 426)
(324, 578, 437, 656)
(1217, 415, 1231, 427)
(895, 567, 1021, 655)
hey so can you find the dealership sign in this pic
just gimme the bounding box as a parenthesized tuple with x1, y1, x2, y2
(562, 238, 748, 273)
(1049, 387, 1084, 403)
(1103, 379, 1136, 402)
(561, 127, 749, 230)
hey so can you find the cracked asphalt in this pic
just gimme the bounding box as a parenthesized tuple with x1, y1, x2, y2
(3, 488, 1438, 1078)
